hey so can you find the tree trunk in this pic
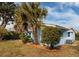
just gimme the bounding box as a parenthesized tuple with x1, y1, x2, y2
(0, 35, 3, 40)
(33, 26, 39, 45)
(0, 17, 8, 28)
(1, 20, 7, 28)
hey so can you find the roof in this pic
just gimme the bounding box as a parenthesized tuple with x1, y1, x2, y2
(43, 23, 68, 29)
(43, 23, 76, 33)
(67, 28, 76, 33)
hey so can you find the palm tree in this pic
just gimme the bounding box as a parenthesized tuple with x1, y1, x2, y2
(0, 2, 16, 28)
(15, 6, 28, 33)
(15, 2, 48, 44)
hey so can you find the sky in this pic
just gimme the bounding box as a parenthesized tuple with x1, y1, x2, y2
(40, 2, 79, 31)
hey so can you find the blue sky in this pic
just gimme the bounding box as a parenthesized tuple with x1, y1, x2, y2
(40, 2, 79, 31)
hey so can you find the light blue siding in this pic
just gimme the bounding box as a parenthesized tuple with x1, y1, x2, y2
(59, 29, 75, 45)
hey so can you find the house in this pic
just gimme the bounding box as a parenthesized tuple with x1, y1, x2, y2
(27, 23, 75, 45)
(21, 23, 76, 45)
(40, 23, 76, 46)
(5, 21, 15, 31)
(58, 28, 75, 45)
(0, 17, 15, 31)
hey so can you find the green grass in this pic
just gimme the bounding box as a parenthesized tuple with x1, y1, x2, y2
(0, 40, 79, 57)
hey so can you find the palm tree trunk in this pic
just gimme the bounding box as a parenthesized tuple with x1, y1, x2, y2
(33, 25, 39, 45)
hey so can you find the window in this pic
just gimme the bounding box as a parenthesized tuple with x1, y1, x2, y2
(66, 40, 72, 44)
(68, 32, 70, 37)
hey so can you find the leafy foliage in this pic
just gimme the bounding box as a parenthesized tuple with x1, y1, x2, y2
(0, 2, 16, 28)
(42, 26, 63, 48)
(15, 2, 48, 44)
(0, 28, 8, 40)
(0, 28, 7, 34)
(75, 32, 79, 40)
(3, 31, 20, 40)
(0, 27, 20, 40)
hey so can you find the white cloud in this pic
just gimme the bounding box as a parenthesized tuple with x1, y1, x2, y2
(60, 2, 79, 7)
(44, 4, 79, 31)
(45, 6, 57, 15)
(49, 9, 75, 18)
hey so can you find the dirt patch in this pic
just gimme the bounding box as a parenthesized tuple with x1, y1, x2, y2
(0, 40, 79, 56)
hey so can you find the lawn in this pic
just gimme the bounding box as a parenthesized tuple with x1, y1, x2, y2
(0, 40, 79, 57)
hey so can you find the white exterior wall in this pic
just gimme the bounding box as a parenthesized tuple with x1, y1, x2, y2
(5, 21, 15, 31)
(0, 17, 15, 31)
(59, 29, 75, 45)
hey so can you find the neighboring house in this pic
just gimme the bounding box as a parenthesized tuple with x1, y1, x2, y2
(5, 21, 15, 31)
(0, 17, 15, 31)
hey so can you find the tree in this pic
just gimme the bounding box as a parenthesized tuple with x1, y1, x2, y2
(42, 26, 62, 48)
(15, 7, 26, 33)
(15, 2, 48, 44)
(0, 2, 16, 28)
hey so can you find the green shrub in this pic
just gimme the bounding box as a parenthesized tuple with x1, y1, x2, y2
(0, 28, 8, 40)
(42, 26, 62, 48)
(76, 32, 79, 40)
(19, 32, 32, 44)
(3, 31, 20, 40)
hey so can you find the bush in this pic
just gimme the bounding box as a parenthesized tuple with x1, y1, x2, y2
(3, 31, 20, 40)
(19, 32, 32, 44)
(76, 32, 79, 40)
(42, 26, 62, 49)
(0, 27, 20, 40)
(0, 28, 8, 40)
